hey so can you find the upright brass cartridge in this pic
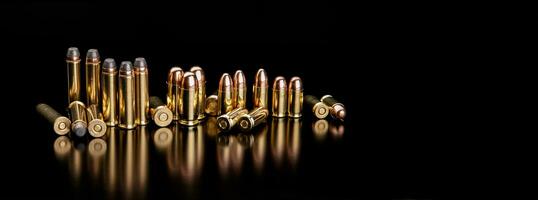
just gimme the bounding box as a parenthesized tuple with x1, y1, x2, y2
(204, 92, 218, 116)
(252, 68, 268, 108)
(167, 67, 183, 120)
(134, 57, 149, 125)
(272, 76, 287, 118)
(179, 72, 199, 126)
(190, 66, 206, 120)
(69, 101, 87, 137)
(101, 58, 118, 126)
(304, 95, 329, 119)
(86, 104, 107, 137)
(217, 73, 233, 115)
(238, 107, 269, 132)
(287, 77, 303, 118)
(119, 61, 136, 129)
(217, 107, 248, 131)
(233, 70, 247, 109)
(85, 49, 101, 106)
(320, 95, 346, 121)
(36, 103, 71, 135)
(66, 47, 81, 104)
(149, 96, 173, 127)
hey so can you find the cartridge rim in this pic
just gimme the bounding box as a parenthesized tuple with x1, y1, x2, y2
(153, 106, 173, 127)
(54, 117, 71, 135)
(88, 119, 107, 137)
(217, 115, 232, 131)
(239, 115, 255, 131)
(313, 102, 330, 119)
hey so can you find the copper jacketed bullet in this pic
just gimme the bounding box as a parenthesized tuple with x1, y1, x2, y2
(85, 49, 101, 106)
(253, 68, 268, 108)
(134, 57, 150, 125)
(217, 73, 234, 115)
(101, 58, 118, 126)
(190, 66, 206, 120)
(167, 67, 183, 120)
(272, 76, 287, 117)
(233, 70, 247, 108)
(149, 96, 173, 127)
(86, 104, 107, 137)
(119, 61, 136, 129)
(36, 103, 71, 135)
(238, 107, 269, 131)
(66, 47, 81, 104)
(304, 95, 329, 119)
(287, 77, 303, 118)
(321, 95, 346, 121)
(205, 92, 218, 116)
(179, 72, 200, 126)
(69, 101, 88, 137)
(217, 107, 249, 132)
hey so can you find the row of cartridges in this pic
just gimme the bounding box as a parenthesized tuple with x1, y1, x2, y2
(36, 47, 346, 138)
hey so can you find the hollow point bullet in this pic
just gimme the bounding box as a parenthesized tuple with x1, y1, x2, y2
(134, 57, 150, 125)
(167, 67, 183, 120)
(205, 92, 218, 116)
(233, 70, 247, 108)
(190, 66, 206, 120)
(217, 107, 248, 132)
(179, 72, 199, 126)
(36, 103, 71, 135)
(86, 104, 107, 137)
(149, 96, 173, 127)
(304, 95, 329, 119)
(287, 77, 303, 118)
(272, 76, 287, 117)
(101, 58, 118, 126)
(66, 47, 81, 104)
(238, 107, 269, 132)
(85, 49, 101, 106)
(119, 61, 136, 129)
(321, 95, 346, 121)
(69, 101, 88, 137)
(217, 73, 233, 115)
(253, 68, 268, 108)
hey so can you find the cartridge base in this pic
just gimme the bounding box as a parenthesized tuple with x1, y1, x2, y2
(54, 117, 71, 135)
(152, 106, 173, 127)
(88, 119, 107, 137)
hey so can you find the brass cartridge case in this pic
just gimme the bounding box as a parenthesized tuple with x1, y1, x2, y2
(101, 58, 118, 126)
(69, 101, 87, 137)
(149, 96, 173, 127)
(217, 107, 248, 131)
(66, 47, 81, 104)
(178, 72, 199, 126)
(238, 107, 269, 132)
(304, 95, 329, 119)
(287, 77, 303, 118)
(85, 49, 101, 106)
(217, 73, 233, 115)
(233, 70, 247, 109)
(190, 66, 206, 120)
(167, 67, 183, 120)
(204, 92, 218, 116)
(272, 76, 287, 118)
(134, 57, 149, 125)
(86, 104, 106, 137)
(253, 68, 268, 108)
(320, 95, 346, 121)
(36, 103, 71, 135)
(119, 61, 136, 129)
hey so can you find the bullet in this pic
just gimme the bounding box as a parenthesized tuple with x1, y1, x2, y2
(86, 49, 101, 106)
(36, 103, 71, 135)
(167, 67, 183, 120)
(321, 95, 346, 121)
(69, 101, 88, 137)
(217, 107, 249, 131)
(190, 66, 206, 120)
(253, 68, 269, 108)
(119, 61, 136, 129)
(272, 76, 287, 117)
(179, 72, 199, 126)
(204, 92, 218, 116)
(238, 107, 269, 132)
(66, 47, 81, 104)
(101, 58, 118, 126)
(149, 96, 173, 127)
(86, 104, 107, 137)
(304, 95, 329, 119)
(233, 70, 247, 109)
(134, 57, 150, 125)
(287, 77, 303, 118)
(217, 73, 233, 115)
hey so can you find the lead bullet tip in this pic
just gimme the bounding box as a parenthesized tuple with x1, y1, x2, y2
(103, 58, 116, 69)
(86, 49, 100, 59)
(134, 57, 147, 70)
(66, 47, 80, 59)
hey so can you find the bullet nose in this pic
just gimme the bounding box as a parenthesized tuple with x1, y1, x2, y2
(219, 73, 233, 88)
(66, 47, 80, 59)
(134, 57, 147, 70)
(190, 66, 206, 82)
(255, 68, 268, 87)
(182, 72, 198, 88)
(273, 76, 287, 90)
(234, 70, 246, 86)
(289, 76, 302, 90)
(103, 58, 116, 69)
(86, 49, 100, 62)
(120, 61, 133, 72)
(73, 123, 87, 137)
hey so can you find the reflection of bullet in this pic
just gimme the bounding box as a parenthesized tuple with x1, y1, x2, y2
(329, 120, 345, 138)
(252, 123, 267, 174)
(287, 118, 301, 167)
(205, 116, 219, 138)
(167, 67, 183, 120)
(312, 119, 329, 141)
(217, 73, 234, 115)
(287, 77, 303, 118)
(190, 66, 206, 120)
(204, 92, 218, 116)
(134, 58, 150, 125)
(233, 70, 247, 108)
(304, 95, 329, 119)
(321, 95, 346, 121)
(86, 104, 107, 137)
(153, 127, 173, 151)
(272, 76, 287, 117)
(53, 136, 72, 160)
(101, 58, 118, 126)
(238, 107, 269, 131)
(85, 49, 100, 106)
(179, 72, 199, 126)
(149, 96, 173, 127)
(271, 118, 286, 167)
(217, 107, 248, 131)
(119, 61, 136, 129)
(67, 47, 81, 104)
(253, 68, 268, 108)
(88, 138, 107, 157)
(69, 101, 87, 137)
(36, 103, 71, 135)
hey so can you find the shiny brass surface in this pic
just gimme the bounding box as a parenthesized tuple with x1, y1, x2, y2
(253, 68, 269, 108)
(304, 95, 329, 119)
(179, 72, 199, 126)
(86, 104, 107, 137)
(134, 58, 150, 125)
(233, 70, 247, 109)
(238, 107, 269, 131)
(85, 49, 101, 106)
(119, 61, 136, 129)
(149, 96, 173, 127)
(287, 77, 303, 118)
(66, 47, 81, 104)
(36, 103, 71, 135)
(272, 76, 287, 117)
(217, 73, 233, 115)
(204, 94, 218, 116)
(216, 107, 248, 131)
(101, 58, 118, 126)
(190, 66, 206, 120)
(167, 67, 183, 120)
(69, 101, 87, 137)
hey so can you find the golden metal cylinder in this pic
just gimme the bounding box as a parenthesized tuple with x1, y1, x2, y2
(85, 49, 101, 106)
(304, 95, 329, 119)
(119, 61, 136, 129)
(272, 76, 287, 117)
(233, 70, 247, 109)
(217, 107, 248, 131)
(321, 95, 346, 121)
(190, 66, 206, 120)
(217, 73, 234, 115)
(287, 77, 303, 118)
(167, 67, 183, 120)
(134, 57, 150, 125)
(66, 47, 81, 104)
(204, 92, 218, 116)
(179, 72, 199, 126)
(101, 58, 118, 126)
(69, 101, 87, 137)
(149, 96, 173, 127)
(238, 107, 269, 131)
(36, 103, 71, 135)
(86, 104, 107, 137)
(253, 68, 268, 108)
